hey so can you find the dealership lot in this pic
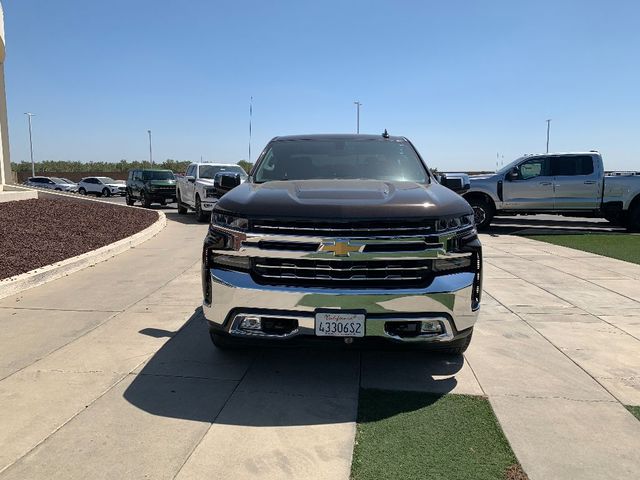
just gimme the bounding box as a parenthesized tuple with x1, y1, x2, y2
(0, 213, 639, 479)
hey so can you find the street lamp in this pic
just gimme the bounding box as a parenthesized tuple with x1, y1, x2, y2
(24, 112, 35, 176)
(354, 101, 362, 134)
(546, 119, 552, 153)
(147, 129, 153, 165)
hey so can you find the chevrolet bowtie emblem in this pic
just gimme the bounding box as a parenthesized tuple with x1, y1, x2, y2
(319, 240, 363, 257)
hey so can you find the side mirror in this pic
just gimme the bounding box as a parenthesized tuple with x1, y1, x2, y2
(506, 168, 518, 181)
(186, 175, 195, 183)
(214, 172, 242, 192)
(439, 173, 470, 194)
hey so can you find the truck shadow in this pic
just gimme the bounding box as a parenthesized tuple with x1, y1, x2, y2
(123, 309, 464, 426)
(163, 210, 209, 226)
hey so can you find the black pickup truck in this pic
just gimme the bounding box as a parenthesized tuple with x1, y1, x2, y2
(201, 134, 482, 353)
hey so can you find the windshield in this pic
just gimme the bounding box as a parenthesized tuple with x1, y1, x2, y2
(142, 170, 175, 181)
(199, 165, 247, 179)
(49, 177, 64, 183)
(253, 138, 429, 183)
(97, 177, 116, 183)
(496, 156, 526, 175)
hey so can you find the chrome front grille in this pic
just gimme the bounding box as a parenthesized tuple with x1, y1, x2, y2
(252, 258, 434, 288)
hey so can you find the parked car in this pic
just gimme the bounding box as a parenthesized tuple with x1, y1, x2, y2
(24, 176, 77, 192)
(77, 177, 126, 197)
(455, 151, 640, 230)
(59, 178, 78, 188)
(176, 162, 247, 221)
(202, 133, 482, 353)
(126, 169, 177, 208)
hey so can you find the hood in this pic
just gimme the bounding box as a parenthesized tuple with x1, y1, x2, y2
(196, 178, 216, 186)
(216, 180, 472, 219)
(106, 183, 125, 188)
(469, 174, 496, 181)
(148, 179, 176, 186)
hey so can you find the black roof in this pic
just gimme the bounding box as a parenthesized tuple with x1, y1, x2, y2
(272, 133, 406, 142)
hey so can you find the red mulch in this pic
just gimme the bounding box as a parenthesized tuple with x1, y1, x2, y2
(0, 198, 158, 280)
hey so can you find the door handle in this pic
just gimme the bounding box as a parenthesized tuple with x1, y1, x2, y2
(539, 182, 552, 186)
(584, 180, 596, 184)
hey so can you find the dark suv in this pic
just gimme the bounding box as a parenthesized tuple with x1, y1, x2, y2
(126, 169, 177, 207)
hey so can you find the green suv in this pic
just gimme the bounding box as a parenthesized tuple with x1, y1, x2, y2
(126, 169, 177, 208)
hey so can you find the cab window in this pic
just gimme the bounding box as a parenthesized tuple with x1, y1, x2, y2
(517, 157, 546, 180)
(549, 155, 594, 176)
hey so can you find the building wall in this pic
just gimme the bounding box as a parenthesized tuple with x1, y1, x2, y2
(0, 2, 11, 186)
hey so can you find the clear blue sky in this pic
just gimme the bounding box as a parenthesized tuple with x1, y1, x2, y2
(3, 0, 639, 171)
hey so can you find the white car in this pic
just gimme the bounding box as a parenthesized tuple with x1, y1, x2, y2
(176, 163, 247, 221)
(24, 176, 77, 192)
(77, 176, 126, 197)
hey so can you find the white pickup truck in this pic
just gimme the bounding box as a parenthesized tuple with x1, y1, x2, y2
(176, 162, 247, 221)
(455, 151, 640, 231)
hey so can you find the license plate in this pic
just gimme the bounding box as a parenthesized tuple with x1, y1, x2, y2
(315, 312, 365, 337)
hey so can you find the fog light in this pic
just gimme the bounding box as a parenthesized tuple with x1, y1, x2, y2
(420, 320, 443, 334)
(238, 315, 262, 330)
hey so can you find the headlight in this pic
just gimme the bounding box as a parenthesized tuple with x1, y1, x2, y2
(436, 214, 475, 232)
(212, 212, 249, 231)
(205, 187, 216, 198)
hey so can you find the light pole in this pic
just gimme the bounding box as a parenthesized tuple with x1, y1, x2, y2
(147, 129, 153, 165)
(354, 101, 362, 134)
(24, 112, 35, 176)
(546, 119, 551, 153)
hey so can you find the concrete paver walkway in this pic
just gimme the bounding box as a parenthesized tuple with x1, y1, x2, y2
(1, 213, 639, 479)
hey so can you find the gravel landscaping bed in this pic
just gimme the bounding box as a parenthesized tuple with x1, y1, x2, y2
(0, 198, 158, 280)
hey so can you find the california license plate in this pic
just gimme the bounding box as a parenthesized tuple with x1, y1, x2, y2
(315, 312, 365, 337)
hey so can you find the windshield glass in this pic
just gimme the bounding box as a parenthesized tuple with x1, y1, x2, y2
(254, 138, 428, 183)
(142, 170, 175, 180)
(97, 177, 116, 183)
(50, 177, 64, 183)
(199, 165, 247, 179)
(496, 156, 526, 175)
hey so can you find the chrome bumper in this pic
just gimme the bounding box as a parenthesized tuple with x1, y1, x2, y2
(202, 268, 478, 343)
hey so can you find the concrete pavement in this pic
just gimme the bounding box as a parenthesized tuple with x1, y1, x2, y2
(0, 212, 639, 479)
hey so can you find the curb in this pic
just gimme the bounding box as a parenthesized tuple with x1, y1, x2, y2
(0, 209, 168, 300)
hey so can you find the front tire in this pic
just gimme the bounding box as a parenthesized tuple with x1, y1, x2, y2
(78, 187, 86, 195)
(125, 192, 135, 206)
(195, 195, 208, 222)
(140, 191, 151, 208)
(627, 204, 640, 232)
(102, 188, 111, 197)
(467, 197, 495, 230)
(176, 192, 188, 214)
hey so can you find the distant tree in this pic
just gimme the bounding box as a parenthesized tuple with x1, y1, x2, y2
(237, 160, 254, 174)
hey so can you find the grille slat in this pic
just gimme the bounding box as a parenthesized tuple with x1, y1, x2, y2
(252, 258, 434, 288)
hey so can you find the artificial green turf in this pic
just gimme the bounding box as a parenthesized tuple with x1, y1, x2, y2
(351, 390, 519, 480)
(626, 405, 640, 421)
(524, 234, 640, 265)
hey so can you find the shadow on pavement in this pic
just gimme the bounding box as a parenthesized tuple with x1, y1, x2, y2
(124, 309, 465, 426)
(164, 210, 209, 226)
